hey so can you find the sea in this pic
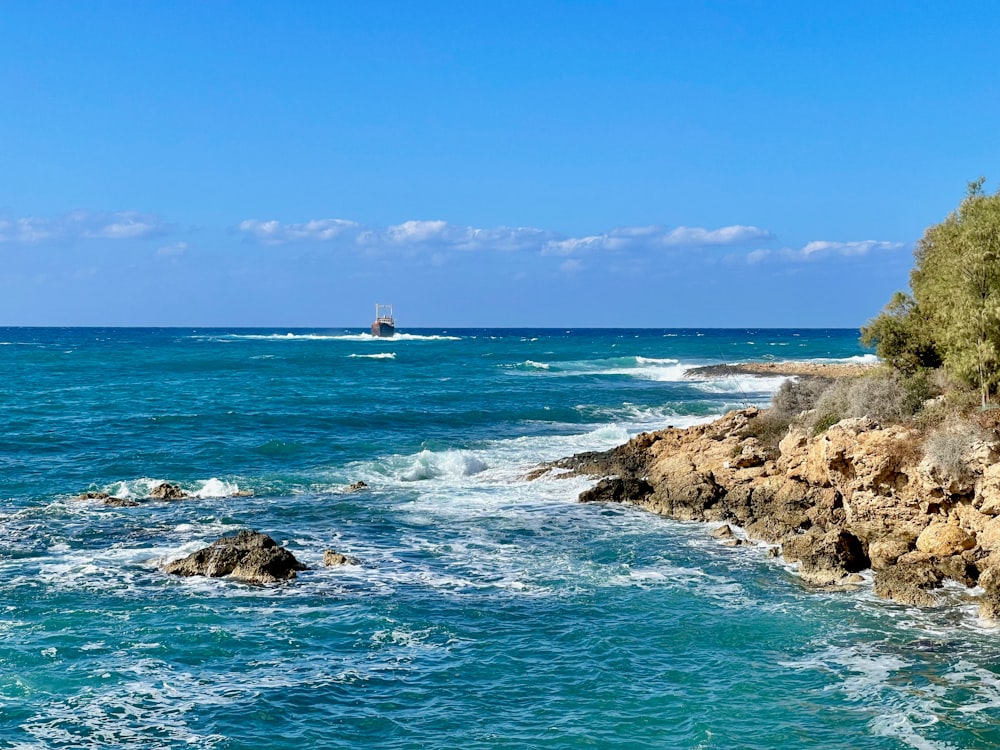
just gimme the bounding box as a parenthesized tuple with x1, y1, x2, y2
(1, 327, 998, 749)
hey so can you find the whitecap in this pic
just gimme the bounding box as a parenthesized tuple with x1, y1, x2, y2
(348, 352, 396, 359)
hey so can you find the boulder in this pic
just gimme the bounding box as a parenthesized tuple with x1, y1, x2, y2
(873, 559, 943, 607)
(977, 464, 1000, 515)
(710, 524, 734, 539)
(323, 550, 360, 566)
(150, 482, 187, 500)
(346, 481, 369, 492)
(867, 538, 912, 570)
(163, 530, 306, 584)
(579, 476, 653, 505)
(783, 528, 869, 586)
(915, 522, 975, 557)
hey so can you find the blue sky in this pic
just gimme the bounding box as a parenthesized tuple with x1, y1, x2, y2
(1, 1, 998, 327)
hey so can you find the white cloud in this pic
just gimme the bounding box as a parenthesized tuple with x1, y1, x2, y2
(560, 259, 584, 274)
(542, 224, 773, 255)
(237, 216, 784, 267)
(662, 225, 773, 246)
(799, 240, 903, 257)
(238, 218, 358, 244)
(0, 211, 169, 244)
(386, 219, 450, 243)
(740, 239, 906, 264)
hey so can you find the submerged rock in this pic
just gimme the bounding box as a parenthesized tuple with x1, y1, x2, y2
(73, 491, 140, 507)
(163, 530, 307, 584)
(323, 550, 360, 566)
(345, 481, 369, 493)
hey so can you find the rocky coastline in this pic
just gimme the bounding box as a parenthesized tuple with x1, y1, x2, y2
(540, 403, 1000, 620)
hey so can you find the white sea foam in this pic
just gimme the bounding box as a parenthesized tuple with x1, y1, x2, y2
(192, 478, 241, 498)
(348, 352, 396, 359)
(522, 360, 551, 369)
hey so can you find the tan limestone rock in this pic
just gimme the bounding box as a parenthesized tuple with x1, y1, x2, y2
(868, 538, 912, 570)
(915, 522, 975, 557)
(977, 464, 1000, 515)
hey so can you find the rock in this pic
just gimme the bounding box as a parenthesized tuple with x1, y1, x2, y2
(323, 550, 360, 566)
(868, 538, 912, 570)
(784, 529, 868, 586)
(74, 491, 113, 501)
(73, 491, 140, 507)
(915, 522, 975, 556)
(346, 481, 369, 492)
(579, 476, 653, 505)
(103, 496, 141, 507)
(710, 524, 734, 539)
(873, 560, 943, 607)
(149, 482, 187, 500)
(163, 530, 306, 584)
(730, 438, 768, 469)
(234, 489, 254, 497)
(977, 464, 1000, 514)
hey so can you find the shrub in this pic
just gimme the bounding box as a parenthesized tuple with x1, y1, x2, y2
(771, 377, 833, 419)
(844, 369, 933, 424)
(923, 421, 988, 479)
(806, 378, 854, 433)
(740, 410, 793, 456)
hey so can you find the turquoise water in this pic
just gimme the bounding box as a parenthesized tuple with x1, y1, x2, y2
(2, 328, 998, 749)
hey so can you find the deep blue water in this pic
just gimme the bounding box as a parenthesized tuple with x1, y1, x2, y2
(2, 328, 998, 749)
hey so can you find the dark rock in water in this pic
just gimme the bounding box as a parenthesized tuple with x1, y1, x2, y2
(163, 530, 307, 584)
(323, 550, 360, 566)
(104, 496, 141, 507)
(579, 476, 654, 504)
(345, 481, 369, 493)
(73, 491, 140, 507)
(150, 482, 187, 500)
(74, 491, 112, 502)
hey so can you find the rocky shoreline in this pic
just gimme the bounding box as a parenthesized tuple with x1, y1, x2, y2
(686, 361, 876, 379)
(539, 406, 1000, 620)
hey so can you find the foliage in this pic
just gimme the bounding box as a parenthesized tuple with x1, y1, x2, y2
(740, 410, 793, 456)
(923, 421, 988, 479)
(868, 178, 1000, 405)
(799, 370, 936, 434)
(860, 292, 941, 373)
(771, 377, 833, 418)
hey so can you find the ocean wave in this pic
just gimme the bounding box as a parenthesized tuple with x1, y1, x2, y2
(99, 477, 244, 500)
(348, 352, 396, 359)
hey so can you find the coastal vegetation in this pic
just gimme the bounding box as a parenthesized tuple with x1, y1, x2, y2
(862, 178, 1000, 406)
(738, 178, 1000, 480)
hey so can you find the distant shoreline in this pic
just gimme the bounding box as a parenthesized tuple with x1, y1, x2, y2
(687, 361, 877, 379)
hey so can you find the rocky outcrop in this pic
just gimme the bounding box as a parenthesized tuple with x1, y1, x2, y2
(547, 407, 1000, 618)
(323, 550, 360, 566)
(150, 482, 188, 500)
(163, 530, 307, 584)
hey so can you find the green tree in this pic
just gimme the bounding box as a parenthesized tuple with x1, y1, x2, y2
(911, 180, 1000, 406)
(860, 291, 941, 374)
(865, 179, 1000, 406)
